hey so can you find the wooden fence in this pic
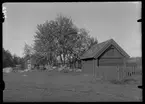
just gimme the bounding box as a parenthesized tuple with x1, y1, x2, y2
(94, 66, 142, 81)
(117, 66, 142, 80)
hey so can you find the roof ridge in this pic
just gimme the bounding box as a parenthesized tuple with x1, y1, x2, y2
(98, 38, 112, 44)
(80, 38, 116, 59)
(80, 39, 111, 59)
(80, 38, 130, 60)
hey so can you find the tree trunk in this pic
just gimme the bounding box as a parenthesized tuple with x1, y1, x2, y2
(63, 54, 66, 66)
(59, 53, 63, 66)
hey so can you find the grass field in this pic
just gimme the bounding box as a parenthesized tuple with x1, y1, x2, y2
(3, 70, 142, 102)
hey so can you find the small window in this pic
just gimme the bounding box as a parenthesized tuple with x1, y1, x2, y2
(110, 45, 114, 49)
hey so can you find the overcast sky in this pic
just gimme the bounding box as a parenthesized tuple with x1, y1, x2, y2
(3, 2, 141, 57)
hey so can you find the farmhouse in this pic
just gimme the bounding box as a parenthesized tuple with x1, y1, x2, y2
(80, 39, 130, 73)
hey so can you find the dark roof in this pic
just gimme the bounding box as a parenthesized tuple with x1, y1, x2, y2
(80, 39, 130, 59)
(80, 39, 111, 59)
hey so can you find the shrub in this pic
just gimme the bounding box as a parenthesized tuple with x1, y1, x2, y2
(110, 78, 139, 85)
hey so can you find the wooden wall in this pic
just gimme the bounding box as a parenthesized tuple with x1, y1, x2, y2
(82, 59, 94, 74)
(98, 45, 125, 66)
(95, 66, 119, 81)
(98, 58, 124, 66)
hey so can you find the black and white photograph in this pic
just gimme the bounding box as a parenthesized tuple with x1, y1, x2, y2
(2, 2, 142, 102)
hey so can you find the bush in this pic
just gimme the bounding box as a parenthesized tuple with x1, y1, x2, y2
(3, 67, 13, 73)
(75, 69, 82, 72)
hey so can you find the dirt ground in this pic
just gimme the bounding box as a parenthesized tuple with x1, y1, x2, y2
(3, 71, 142, 102)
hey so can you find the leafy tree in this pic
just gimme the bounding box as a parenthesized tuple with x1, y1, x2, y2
(64, 28, 98, 67)
(33, 14, 98, 68)
(33, 14, 77, 66)
(3, 48, 14, 68)
(12, 54, 19, 65)
(23, 42, 34, 57)
(3, 47, 26, 70)
(23, 43, 34, 66)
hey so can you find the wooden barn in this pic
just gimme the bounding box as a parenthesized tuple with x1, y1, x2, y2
(80, 39, 130, 73)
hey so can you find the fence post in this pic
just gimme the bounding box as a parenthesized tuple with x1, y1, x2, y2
(117, 66, 120, 81)
(133, 65, 136, 75)
(94, 59, 96, 79)
(93, 59, 95, 78)
(122, 66, 124, 79)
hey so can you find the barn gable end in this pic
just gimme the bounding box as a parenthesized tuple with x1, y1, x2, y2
(80, 39, 130, 68)
(99, 45, 125, 59)
(94, 39, 130, 59)
(97, 45, 125, 66)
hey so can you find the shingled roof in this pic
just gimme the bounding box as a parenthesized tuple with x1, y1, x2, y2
(80, 39, 130, 59)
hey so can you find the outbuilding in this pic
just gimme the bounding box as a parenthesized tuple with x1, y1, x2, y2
(80, 39, 130, 73)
